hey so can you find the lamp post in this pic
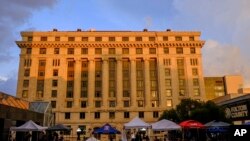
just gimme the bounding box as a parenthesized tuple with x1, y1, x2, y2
(77, 128, 81, 141)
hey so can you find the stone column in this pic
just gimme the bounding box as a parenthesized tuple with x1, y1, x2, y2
(102, 58, 109, 108)
(116, 58, 123, 108)
(88, 59, 95, 108)
(157, 57, 165, 108)
(74, 58, 81, 108)
(144, 58, 151, 108)
(130, 58, 136, 108)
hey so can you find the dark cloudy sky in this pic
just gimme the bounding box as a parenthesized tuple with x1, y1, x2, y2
(1, 0, 250, 95)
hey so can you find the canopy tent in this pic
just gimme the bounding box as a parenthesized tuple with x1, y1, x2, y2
(93, 123, 121, 134)
(243, 122, 250, 125)
(124, 117, 151, 129)
(205, 120, 230, 127)
(179, 120, 204, 128)
(10, 120, 47, 131)
(151, 119, 181, 131)
(47, 124, 71, 131)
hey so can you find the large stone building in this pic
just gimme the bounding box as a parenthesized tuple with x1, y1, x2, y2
(16, 29, 205, 133)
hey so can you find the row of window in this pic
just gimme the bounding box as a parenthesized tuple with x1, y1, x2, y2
(26, 47, 196, 55)
(63, 111, 159, 120)
(164, 88, 200, 97)
(27, 36, 195, 42)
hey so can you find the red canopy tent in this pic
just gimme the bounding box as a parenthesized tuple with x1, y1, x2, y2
(179, 120, 204, 128)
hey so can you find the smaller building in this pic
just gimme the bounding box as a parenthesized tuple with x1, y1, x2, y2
(0, 92, 53, 141)
(205, 75, 244, 100)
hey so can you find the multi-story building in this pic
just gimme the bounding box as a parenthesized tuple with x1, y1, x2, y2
(205, 75, 244, 100)
(16, 29, 205, 133)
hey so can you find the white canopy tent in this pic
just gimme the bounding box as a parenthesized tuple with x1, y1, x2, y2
(10, 120, 47, 132)
(124, 117, 151, 129)
(151, 119, 181, 131)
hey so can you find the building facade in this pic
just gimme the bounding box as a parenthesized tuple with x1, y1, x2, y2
(16, 29, 205, 133)
(205, 75, 244, 100)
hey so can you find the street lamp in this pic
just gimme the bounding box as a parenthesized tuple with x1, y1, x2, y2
(77, 128, 81, 141)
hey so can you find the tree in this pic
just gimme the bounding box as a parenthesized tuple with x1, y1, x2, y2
(159, 99, 231, 123)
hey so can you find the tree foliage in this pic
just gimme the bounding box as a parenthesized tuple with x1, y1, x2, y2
(159, 99, 231, 123)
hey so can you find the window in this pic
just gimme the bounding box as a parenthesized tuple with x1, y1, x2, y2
(40, 48, 46, 54)
(24, 59, 32, 67)
(139, 112, 144, 118)
(82, 37, 88, 41)
(136, 48, 143, 54)
(80, 112, 85, 119)
(68, 71, 74, 78)
(81, 91, 88, 98)
(53, 69, 58, 76)
(122, 37, 129, 41)
(179, 79, 185, 86)
(122, 48, 129, 54)
(179, 89, 185, 96)
(166, 99, 172, 107)
(194, 88, 200, 96)
(109, 48, 115, 54)
(151, 100, 159, 107)
(137, 91, 144, 97)
(123, 80, 129, 89)
(193, 78, 199, 86)
(95, 91, 102, 98)
(28, 36, 33, 41)
(124, 101, 130, 107)
(94, 112, 100, 119)
(151, 81, 157, 89)
(95, 48, 102, 54)
(137, 80, 144, 88)
(68, 61, 74, 67)
(55, 36, 60, 41)
(95, 37, 102, 41)
(23, 80, 29, 88)
(149, 37, 155, 41)
(81, 101, 87, 108)
(149, 48, 156, 54)
(163, 36, 168, 41)
(24, 69, 30, 77)
(153, 111, 159, 118)
(135, 37, 142, 41)
(189, 36, 194, 41)
(109, 101, 116, 107)
(166, 89, 172, 97)
(51, 90, 57, 97)
(81, 71, 88, 78)
(26, 48, 32, 54)
(175, 36, 182, 41)
(164, 48, 169, 54)
(177, 59, 184, 66)
(52, 80, 58, 87)
(163, 59, 171, 66)
(39, 60, 46, 67)
(190, 58, 198, 66)
(38, 71, 45, 77)
(123, 91, 130, 97)
(68, 48, 74, 54)
(54, 48, 60, 54)
(109, 112, 115, 119)
(95, 101, 101, 108)
(95, 81, 102, 88)
(68, 37, 75, 41)
(165, 68, 171, 76)
(41, 36, 47, 41)
(124, 112, 130, 118)
(65, 112, 71, 119)
(22, 90, 28, 98)
(53, 59, 60, 66)
(165, 79, 171, 87)
(66, 101, 73, 108)
(138, 100, 144, 107)
(191, 69, 198, 76)
(66, 91, 73, 98)
(178, 69, 185, 76)
(51, 101, 56, 108)
(81, 81, 88, 87)
(190, 47, 196, 54)
(176, 47, 183, 54)
(81, 48, 88, 54)
(109, 37, 115, 41)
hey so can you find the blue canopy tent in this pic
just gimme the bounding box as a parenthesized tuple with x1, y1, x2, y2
(93, 123, 121, 134)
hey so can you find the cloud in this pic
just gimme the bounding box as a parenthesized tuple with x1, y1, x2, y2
(0, 0, 57, 95)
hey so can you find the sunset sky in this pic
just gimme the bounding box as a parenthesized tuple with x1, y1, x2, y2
(1, 0, 250, 95)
